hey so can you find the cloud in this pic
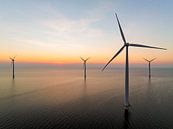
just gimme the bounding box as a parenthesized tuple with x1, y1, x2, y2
(43, 17, 105, 40)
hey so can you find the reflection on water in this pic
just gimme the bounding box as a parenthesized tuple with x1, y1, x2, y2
(11, 79, 15, 87)
(10, 79, 15, 97)
(0, 68, 172, 129)
(83, 79, 87, 97)
(146, 78, 152, 100)
(123, 109, 130, 129)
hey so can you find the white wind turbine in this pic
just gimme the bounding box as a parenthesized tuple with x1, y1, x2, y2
(80, 57, 90, 80)
(9, 56, 17, 79)
(102, 13, 166, 110)
(143, 58, 156, 78)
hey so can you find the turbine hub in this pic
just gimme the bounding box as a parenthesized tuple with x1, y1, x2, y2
(126, 43, 129, 46)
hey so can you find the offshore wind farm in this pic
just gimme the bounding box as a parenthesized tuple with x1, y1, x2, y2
(0, 1, 173, 129)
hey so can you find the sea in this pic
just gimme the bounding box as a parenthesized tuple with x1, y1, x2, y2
(0, 66, 173, 129)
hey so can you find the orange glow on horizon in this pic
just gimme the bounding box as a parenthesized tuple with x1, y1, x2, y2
(0, 50, 172, 65)
(0, 56, 172, 65)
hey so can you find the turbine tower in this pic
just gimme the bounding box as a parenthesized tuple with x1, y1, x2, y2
(9, 56, 17, 79)
(143, 58, 156, 78)
(80, 57, 90, 80)
(102, 13, 166, 110)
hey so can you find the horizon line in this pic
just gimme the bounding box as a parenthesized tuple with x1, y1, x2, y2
(0, 61, 172, 66)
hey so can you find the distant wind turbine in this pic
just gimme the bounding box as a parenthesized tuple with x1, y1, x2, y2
(102, 13, 166, 110)
(80, 57, 90, 80)
(9, 56, 17, 79)
(143, 58, 156, 78)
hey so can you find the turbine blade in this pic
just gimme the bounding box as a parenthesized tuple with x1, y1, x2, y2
(115, 13, 126, 44)
(86, 57, 90, 61)
(102, 45, 125, 71)
(143, 58, 149, 62)
(150, 58, 156, 62)
(9, 56, 13, 60)
(129, 43, 167, 50)
(80, 57, 85, 61)
(13, 55, 17, 59)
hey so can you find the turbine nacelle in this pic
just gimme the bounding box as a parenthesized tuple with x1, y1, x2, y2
(143, 58, 156, 63)
(80, 57, 90, 63)
(125, 43, 129, 46)
(9, 55, 17, 62)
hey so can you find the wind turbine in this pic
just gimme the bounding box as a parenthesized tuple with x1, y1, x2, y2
(143, 58, 156, 78)
(102, 13, 166, 110)
(9, 56, 17, 79)
(80, 57, 90, 80)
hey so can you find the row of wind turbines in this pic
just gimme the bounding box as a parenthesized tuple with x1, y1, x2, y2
(8, 13, 166, 111)
(9, 55, 157, 80)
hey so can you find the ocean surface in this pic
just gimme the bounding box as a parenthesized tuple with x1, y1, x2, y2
(0, 67, 173, 129)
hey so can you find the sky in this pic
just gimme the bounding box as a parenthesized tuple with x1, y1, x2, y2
(0, 0, 173, 66)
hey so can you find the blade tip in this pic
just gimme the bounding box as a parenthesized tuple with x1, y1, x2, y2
(102, 67, 106, 71)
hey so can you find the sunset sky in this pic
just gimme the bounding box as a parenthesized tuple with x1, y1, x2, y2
(0, 0, 172, 65)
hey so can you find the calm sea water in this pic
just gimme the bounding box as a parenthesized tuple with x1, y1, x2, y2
(0, 67, 173, 129)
